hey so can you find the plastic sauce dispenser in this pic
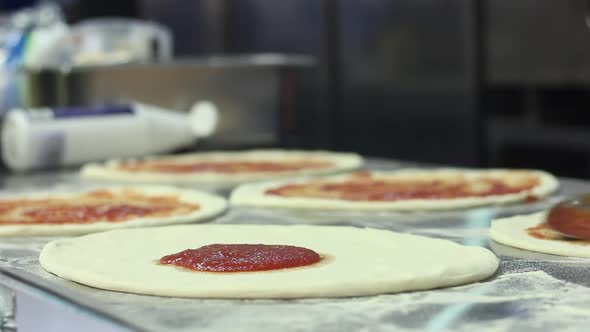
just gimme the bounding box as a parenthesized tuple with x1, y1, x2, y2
(1, 102, 218, 171)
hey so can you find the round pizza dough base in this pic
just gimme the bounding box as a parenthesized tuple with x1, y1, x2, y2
(0, 186, 227, 237)
(40, 224, 499, 298)
(230, 169, 559, 211)
(490, 212, 590, 258)
(80, 150, 363, 185)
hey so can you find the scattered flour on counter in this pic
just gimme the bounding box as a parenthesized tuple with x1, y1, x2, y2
(15, 270, 584, 332)
(2, 212, 590, 331)
(147, 271, 587, 332)
(553, 306, 590, 316)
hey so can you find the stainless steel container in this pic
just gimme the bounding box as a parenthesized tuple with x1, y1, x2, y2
(17, 54, 316, 149)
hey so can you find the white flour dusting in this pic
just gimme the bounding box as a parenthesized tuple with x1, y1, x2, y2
(9, 253, 589, 332)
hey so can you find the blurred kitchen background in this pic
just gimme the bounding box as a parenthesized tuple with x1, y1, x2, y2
(2, 0, 590, 177)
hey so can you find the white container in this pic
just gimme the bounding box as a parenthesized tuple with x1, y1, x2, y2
(1, 102, 217, 171)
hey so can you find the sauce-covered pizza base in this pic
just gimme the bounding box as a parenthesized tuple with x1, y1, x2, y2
(80, 150, 363, 185)
(0, 186, 227, 236)
(266, 172, 540, 201)
(0, 189, 199, 225)
(491, 212, 590, 258)
(231, 169, 559, 211)
(118, 160, 334, 174)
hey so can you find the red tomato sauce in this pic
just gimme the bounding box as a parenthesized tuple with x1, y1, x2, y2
(0, 190, 199, 225)
(120, 161, 333, 174)
(266, 176, 539, 202)
(159, 244, 322, 272)
(526, 223, 590, 245)
(19, 204, 174, 224)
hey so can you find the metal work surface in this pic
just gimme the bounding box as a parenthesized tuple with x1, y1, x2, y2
(0, 159, 589, 331)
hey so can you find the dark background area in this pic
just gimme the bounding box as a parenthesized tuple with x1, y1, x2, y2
(4, 0, 590, 178)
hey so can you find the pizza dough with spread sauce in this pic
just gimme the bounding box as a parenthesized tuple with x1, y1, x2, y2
(490, 212, 590, 258)
(40, 224, 499, 298)
(80, 150, 363, 185)
(0, 186, 226, 236)
(230, 169, 559, 211)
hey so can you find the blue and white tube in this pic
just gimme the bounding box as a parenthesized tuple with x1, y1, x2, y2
(1, 102, 218, 171)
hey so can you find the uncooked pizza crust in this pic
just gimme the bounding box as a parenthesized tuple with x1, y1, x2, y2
(230, 169, 559, 211)
(40, 224, 498, 298)
(80, 150, 363, 185)
(0, 186, 227, 236)
(490, 212, 590, 258)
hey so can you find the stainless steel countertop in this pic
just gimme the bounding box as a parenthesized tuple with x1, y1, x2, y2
(1, 159, 589, 331)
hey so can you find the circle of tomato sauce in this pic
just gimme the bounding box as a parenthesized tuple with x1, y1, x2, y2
(159, 244, 322, 272)
(0, 190, 199, 224)
(266, 177, 539, 202)
(120, 161, 333, 174)
(547, 195, 590, 239)
(21, 204, 174, 224)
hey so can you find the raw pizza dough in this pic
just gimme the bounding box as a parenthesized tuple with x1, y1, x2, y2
(230, 169, 559, 211)
(80, 150, 363, 185)
(490, 212, 590, 258)
(40, 224, 499, 299)
(0, 186, 227, 236)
